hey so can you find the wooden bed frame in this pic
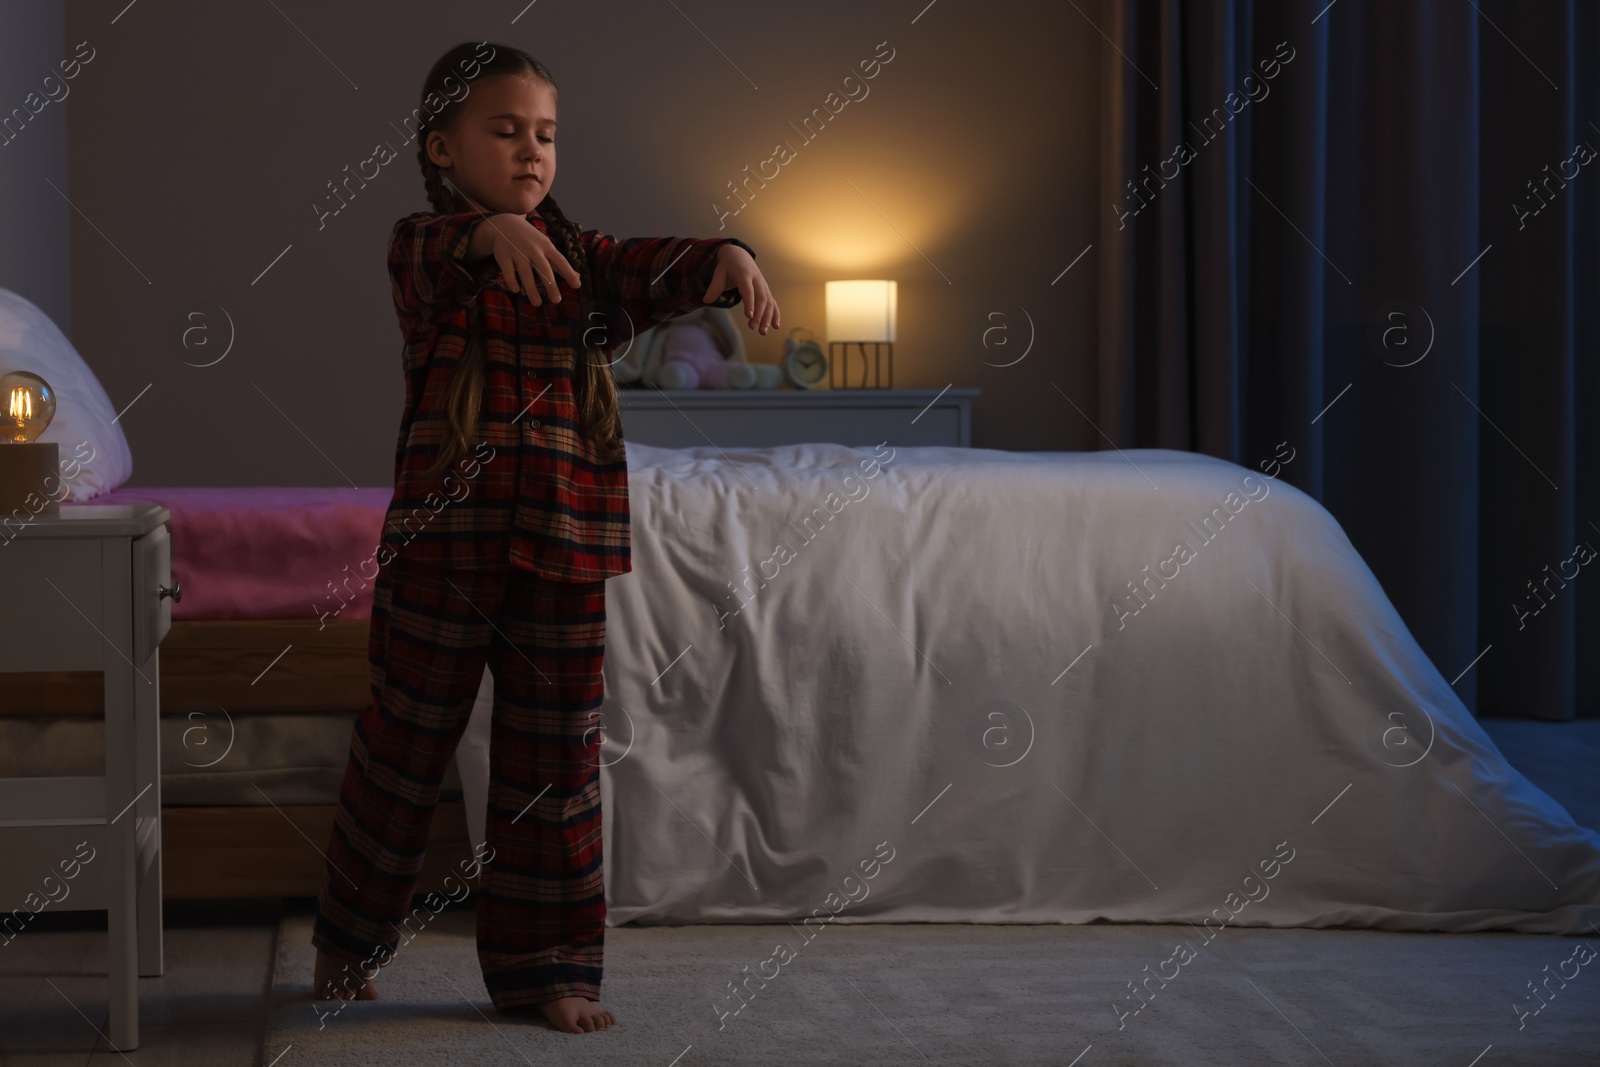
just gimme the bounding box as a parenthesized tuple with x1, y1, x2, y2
(2, 617, 476, 899)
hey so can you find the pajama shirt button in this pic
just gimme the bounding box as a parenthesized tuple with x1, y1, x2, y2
(528, 419, 541, 429)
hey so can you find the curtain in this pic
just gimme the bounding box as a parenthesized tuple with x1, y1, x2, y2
(1095, 0, 1598, 719)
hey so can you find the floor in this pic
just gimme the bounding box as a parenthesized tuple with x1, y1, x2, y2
(1, 718, 1595, 1066)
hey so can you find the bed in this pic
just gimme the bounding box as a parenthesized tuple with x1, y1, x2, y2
(560, 441, 1598, 935)
(9, 443, 1598, 932)
(5, 286, 1596, 932)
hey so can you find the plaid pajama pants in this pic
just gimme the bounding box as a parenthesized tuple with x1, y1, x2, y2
(312, 550, 610, 1009)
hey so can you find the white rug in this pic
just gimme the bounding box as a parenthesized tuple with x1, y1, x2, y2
(265, 908, 1600, 1065)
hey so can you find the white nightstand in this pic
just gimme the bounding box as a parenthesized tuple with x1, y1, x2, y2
(618, 387, 979, 448)
(0, 503, 174, 1051)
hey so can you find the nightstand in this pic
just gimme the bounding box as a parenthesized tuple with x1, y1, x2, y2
(0, 504, 174, 1051)
(618, 387, 979, 448)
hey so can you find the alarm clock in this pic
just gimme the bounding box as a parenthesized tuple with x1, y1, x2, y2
(781, 330, 829, 389)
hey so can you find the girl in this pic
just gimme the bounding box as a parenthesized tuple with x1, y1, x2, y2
(311, 40, 779, 1035)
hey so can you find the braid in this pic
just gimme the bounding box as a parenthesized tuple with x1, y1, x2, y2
(418, 134, 486, 481)
(538, 194, 626, 465)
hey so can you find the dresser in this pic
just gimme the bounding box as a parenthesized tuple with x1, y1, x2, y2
(0, 503, 174, 1051)
(617, 387, 979, 448)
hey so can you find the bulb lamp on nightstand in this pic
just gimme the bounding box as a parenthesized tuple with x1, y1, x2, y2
(0, 371, 61, 516)
(825, 279, 896, 389)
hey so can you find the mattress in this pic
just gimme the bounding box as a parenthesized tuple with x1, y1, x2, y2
(65, 486, 391, 622)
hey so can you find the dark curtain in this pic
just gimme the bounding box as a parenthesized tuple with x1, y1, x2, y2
(1096, 0, 1598, 720)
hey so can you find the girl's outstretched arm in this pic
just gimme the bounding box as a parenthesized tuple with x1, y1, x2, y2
(388, 211, 574, 333)
(699, 243, 780, 335)
(580, 231, 776, 336)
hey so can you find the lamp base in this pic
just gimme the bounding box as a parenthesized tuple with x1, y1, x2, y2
(828, 342, 894, 389)
(0, 442, 62, 519)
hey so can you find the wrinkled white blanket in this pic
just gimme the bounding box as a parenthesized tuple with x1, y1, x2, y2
(455, 442, 1600, 934)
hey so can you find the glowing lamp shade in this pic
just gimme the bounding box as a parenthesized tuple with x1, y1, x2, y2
(825, 280, 897, 344)
(2, 371, 56, 444)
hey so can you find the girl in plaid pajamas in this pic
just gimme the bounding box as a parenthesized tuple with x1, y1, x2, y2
(311, 40, 780, 1034)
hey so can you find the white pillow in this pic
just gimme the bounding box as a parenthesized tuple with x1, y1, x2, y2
(0, 288, 133, 501)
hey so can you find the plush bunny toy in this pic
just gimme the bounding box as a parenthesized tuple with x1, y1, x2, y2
(656, 324, 757, 389)
(612, 305, 760, 389)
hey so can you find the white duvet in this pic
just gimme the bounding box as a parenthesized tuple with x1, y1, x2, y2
(456, 442, 1600, 934)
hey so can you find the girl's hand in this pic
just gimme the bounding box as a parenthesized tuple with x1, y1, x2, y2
(703, 243, 780, 335)
(469, 213, 582, 307)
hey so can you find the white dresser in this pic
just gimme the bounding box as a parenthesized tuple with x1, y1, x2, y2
(617, 387, 979, 448)
(0, 503, 174, 1051)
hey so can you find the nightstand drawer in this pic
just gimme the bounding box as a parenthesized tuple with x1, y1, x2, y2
(131, 525, 172, 665)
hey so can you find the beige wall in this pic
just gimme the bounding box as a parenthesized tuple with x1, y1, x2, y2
(49, 0, 1097, 487)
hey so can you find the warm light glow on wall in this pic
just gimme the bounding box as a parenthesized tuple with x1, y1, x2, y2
(755, 171, 963, 272)
(825, 280, 897, 343)
(769, 210, 909, 271)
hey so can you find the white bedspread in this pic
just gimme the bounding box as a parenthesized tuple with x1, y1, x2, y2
(456, 442, 1600, 934)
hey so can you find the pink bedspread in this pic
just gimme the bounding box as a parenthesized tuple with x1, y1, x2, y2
(65, 487, 392, 622)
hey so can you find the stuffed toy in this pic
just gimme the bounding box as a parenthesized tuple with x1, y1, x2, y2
(657, 324, 756, 389)
(612, 305, 769, 389)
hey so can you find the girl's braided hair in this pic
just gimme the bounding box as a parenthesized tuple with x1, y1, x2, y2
(415, 41, 625, 479)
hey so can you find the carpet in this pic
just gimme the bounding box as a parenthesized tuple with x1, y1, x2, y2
(264, 907, 1600, 1065)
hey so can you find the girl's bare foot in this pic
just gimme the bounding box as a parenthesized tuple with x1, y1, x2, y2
(314, 949, 378, 1000)
(536, 996, 616, 1033)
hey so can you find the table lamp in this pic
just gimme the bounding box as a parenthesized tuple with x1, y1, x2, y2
(825, 279, 897, 389)
(0, 371, 61, 517)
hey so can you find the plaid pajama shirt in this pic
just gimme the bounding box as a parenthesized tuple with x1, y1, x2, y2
(376, 209, 752, 582)
(312, 209, 751, 1008)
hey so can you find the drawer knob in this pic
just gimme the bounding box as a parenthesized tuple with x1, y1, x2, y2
(159, 581, 182, 603)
